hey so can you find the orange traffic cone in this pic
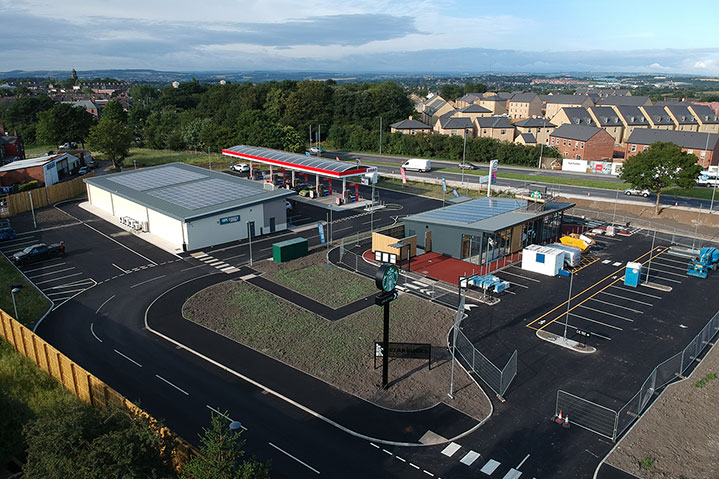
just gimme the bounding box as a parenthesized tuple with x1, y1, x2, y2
(555, 410, 564, 424)
(563, 414, 570, 428)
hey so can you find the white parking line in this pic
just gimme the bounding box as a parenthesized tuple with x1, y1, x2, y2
(155, 374, 189, 395)
(645, 274, 681, 284)
(570, 313, 623, 331)
(34, 272, 84, 285)
(649, 261, 687, 272)
(0, 237, 38, 247)
(44, 279, 95, 290)
(46, 289, 86, 297)
(610, 285, 661, 299)
(80, 222, 158, 265)
(268, 442, 320, 474)
(504, 280, 528, 289)
(114, 349, 143, 367)
(112, 263, 128, 274)
(516, 453, 531, 469)
(95, 295, 116, 314)
(589, 297, 643, 314)
(600, 291, 653, 306)
(658, 256, 691, 265)
(23, 262, 67, 273)
(27, 266, 76, 278)
(130, 275, 166, 289)
(578, 304, 634, 322)
(90, 323, 102, 342)
(645, 267, 685, 278)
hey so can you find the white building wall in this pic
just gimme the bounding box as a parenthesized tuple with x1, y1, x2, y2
(112, 195, 149, 223)
(43, 162, 59, 186)
(147, 209, 185, 248)
(87, 185, 114, 214)
(185, 204, 268, 251)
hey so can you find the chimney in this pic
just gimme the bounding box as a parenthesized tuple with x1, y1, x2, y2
(409, 115, 413, 120)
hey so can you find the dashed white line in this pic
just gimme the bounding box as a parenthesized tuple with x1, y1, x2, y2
(423, 470, 434, 476)
(114, 349, 142, 367)
(130, 275, 166, 288)
(268, 442, 320, 474)
(395, 455, 406, 462)
(95, 294, 116, 314)
(370, 443, 380, 449)
(382, 448, 392, 455)
(409, 463, 420, 470)
(205, 405, 248, 430)
(155, 374, 189, 396)
(90, 322, 102, 343)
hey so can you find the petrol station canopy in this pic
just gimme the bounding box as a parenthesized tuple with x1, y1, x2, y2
(222, 145, 371, 179)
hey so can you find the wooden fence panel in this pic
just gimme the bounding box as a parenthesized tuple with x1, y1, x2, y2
(1, 172, 93, 217)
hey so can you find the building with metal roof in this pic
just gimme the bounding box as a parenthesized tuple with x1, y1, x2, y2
(84, 162, 294, 252)
(402, 197, 573, 266)
(0, 153, 82, 187)
(625, 128, 719, 168)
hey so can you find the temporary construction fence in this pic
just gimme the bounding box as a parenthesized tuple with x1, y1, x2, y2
(0, 307, 196, 468)
(454, 328, 518, 398)
(555, 309, 719, 441)
(0, 173, 92, 217)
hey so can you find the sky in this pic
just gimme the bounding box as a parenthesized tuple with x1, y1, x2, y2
(2, 0, 719, 74)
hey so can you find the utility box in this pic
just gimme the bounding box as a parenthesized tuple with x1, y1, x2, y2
(521, 244, 566, 276)
(272, 237, 308, 263)
(624, 261, 642, 287)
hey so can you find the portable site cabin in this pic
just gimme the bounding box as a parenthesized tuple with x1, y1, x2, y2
(548, 243, 582, 267)
(521, 244, 567, 276)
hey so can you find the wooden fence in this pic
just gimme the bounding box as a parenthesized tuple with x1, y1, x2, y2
(0, 307, 195, 469)
(0, 173, 93, 217)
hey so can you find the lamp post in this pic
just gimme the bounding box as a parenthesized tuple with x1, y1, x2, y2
(538, 140, 544, 169)
(562, 270, 574, 341)
(246, 222, 253, 266)
(379, 116, 383, 156)
(461, 128, 468, 185)
(11, 286, 22, 320)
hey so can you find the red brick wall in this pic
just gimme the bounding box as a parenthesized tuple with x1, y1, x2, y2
(551, 129, 615, 162)
(0, 166, 45, 187)
(625, 143, 718, 167)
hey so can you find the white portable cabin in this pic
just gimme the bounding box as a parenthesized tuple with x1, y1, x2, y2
(548, 243, 581, 267)
(521, 244, 567, 276)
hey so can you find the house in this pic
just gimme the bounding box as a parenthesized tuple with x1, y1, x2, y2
(639, 105, 676, 131)
(664, 104, 699, 132)
(0, 134, 24, 165)
(61, 99, 100, 118)
(597, 96, 652, 107)
(611, 106, 650, 143)
(390, 117, 433, 135)
(549, 124, 615, 162)
(550, 107, 595, 128)
(479, 96, 508, 115)
(508, 92, 542, 119)
(513, 118, 556, 145)
(542, 94, 594, 119)
(474, 116, 514, 142)
(515, 133, 537, 146)
(588, 106, 625, 144)
(0, 153, 82, 187)
(625, 129, 719, 168)
(688, 104, 719, 134)
(455, 93, 483, 109)
(421, 97, 455, 126)
(434, 115, 474, 137)
(453, 104, 492, 120)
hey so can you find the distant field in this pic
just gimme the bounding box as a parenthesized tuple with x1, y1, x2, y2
(121, 148, 228, 169)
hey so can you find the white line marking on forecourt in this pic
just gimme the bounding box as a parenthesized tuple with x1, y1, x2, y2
(268, 442, 320, 474)
(96, 295, 116, 314)
(155, 374, 189, 396)
(130, 275, 166, 289)
(90, 323, 102, 343)
(114, 349, 143, 367)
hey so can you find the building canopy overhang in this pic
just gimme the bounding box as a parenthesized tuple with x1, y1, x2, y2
(222, 145, 372, 179)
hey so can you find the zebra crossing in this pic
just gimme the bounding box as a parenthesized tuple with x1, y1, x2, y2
(190, 252, 241, 274)
(440, 441, 537, 479)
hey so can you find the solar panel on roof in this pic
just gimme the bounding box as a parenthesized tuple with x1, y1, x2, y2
(106, 166, 206, 191)
(411, 198, 526, 224)
(147, 178, 261, 210)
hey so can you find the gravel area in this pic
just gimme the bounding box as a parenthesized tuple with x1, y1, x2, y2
(183, 278, 490, 420)
(606, 342, 719, 478)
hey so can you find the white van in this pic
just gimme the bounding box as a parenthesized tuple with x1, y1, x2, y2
(402, 158, 431, 172)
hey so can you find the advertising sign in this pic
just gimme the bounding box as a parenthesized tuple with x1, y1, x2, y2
(490, 160, 498, 184)
(441, 177, 447, 193)
(318, 221, 326, 244)
(562, 159, 588, 172)
(400, 167, 407, 184)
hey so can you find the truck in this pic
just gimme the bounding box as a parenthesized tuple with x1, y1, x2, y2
(12, 242, 66, 266)
(401, 158, 431, 172)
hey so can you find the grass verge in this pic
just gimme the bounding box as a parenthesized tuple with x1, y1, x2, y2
(0, 255, 52, 329)
(376, 177, 505, 200)
(265, 264, 376, 308)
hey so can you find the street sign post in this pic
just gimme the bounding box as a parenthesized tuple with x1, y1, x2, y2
(375, 264, 399, 388)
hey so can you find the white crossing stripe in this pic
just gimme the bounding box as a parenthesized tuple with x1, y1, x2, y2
(213, 263, 231, 269)
(222, 267, 239, 273)
(441, 442, 461, 457)
(480, 459, 501, 474)
(406, 283, 420, 289)
(502, 469, 522, 479)
(205, 259, 222, 265)
(191, 252, 208, 258)
(460, 450, 480, 466)
(612, 262, 622, 266)
(602, 260, 611, 264)
(240, 274, 257, 280)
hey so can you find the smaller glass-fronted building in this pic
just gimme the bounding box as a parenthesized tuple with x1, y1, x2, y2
(402, 197, 573, 266)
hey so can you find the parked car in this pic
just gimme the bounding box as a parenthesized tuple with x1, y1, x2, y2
(12, 242, 65, 266)
(78, 166, 90, 175)
(230, 163, 250, 172)
(308, 146, 324, 155)
(458, 162, 477, 170)
(624, 187, 651, 197)
(402, 158, 431, 172)
(58, 142, 77, 149)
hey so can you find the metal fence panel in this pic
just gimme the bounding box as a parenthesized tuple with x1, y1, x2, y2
(616, 391, 642, 437)
(556, 390, 617, 440)
(499, 350, 518, 397)
(654, 353, 682, 390)
(681, 336, 700, 373)
(455, 330, 503, 395)
(638, 369, 657, 410)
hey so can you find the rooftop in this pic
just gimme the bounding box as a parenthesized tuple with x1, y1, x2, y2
(626, 129, 719, 150)
(597, 96, 651, 107)
(551, 124, 604, 141)
(84, 162, 294, 222)
(0, 153, 70, 172)
(390, 118, 432, 130)
(514, 118, 556, 128)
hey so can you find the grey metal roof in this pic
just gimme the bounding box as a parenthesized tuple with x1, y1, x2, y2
(84, 162, 294, 222)
(439, 117, 473, 129)
(626, 129, 719, 150)
(551, 124, 604, 141)
(615, 106, 649, 125)
(597, 96, 651, 107)
(588, 106, 622, 126)
(562, 107, 595, 126)
(514, 118, 556, 128)
(665, 105, 698, 124)
(459, 104, 491, 113)
(403, 197, 573, 232)
(689, 105, 719, 124)
(639, 106, 675, 125)
(475, 116, 513, 128)
(222, 145, 368, 177)
(390, 119, 432, 129)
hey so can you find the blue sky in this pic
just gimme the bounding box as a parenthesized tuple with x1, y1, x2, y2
(2, 0, 718, 74)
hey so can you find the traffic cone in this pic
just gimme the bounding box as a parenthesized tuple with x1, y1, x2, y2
(563, 414, 570, 428)
(555, 410, 564, 424)
(675, 201, 678, 207)
(587, 192, 590, 197)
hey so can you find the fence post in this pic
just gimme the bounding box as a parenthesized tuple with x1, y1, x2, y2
(612, 412, 619, 442)
(472, 347, 476, 373)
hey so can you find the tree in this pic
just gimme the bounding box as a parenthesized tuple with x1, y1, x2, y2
(100, 100, 128, 123)
(36, 103, 95, 146)
(439, 84, 464, 102)
(22, 401, 175, 479)
(88, 119, 133, 168)
(620, 142, 703, 214)
(181, 412, 270, 479)
(1, 95, 55, 143)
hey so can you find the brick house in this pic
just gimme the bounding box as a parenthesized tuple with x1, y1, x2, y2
(434, 115, 474, 137)
(639, 106, 676, 131)
(508, 92, 542, 119)
(453, 104, 492, 120)
(0, 153, 82, 187)
(549, 124, 615, 161)
(611, 106, 650, 143)
(687, 105, 719, 134)
(390, 118, 432, 135)
(0, 133, 25, 165)
(513, 118, 555, 145)
(479, 96, 508, 115)
(454, 93, 483, 109)
(624, 129, 719, 168)
(596, 96, 652, 107)
(550, 107, 595, 128)
(542, 94, 594, 119)
(588, 106, 625, 144)
(664, 104, 699, 132)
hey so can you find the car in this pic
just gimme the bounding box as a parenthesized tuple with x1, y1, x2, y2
(458, 162, 477, 170)
(624, 188, 651, 197)
(308, 146, 324, 155)
(402, 158, 431, 172)
(293, 182, 313, 192)
(230, 163, 250, 172)
(58, 142, 77, 149)
(12, 242, 65, 266)
(78, 166, 90, 175)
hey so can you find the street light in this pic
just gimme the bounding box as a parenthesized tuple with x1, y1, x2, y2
(11, 285, 22, 320)
(379, 116, 383, 155)
(246, 222, 253, 267)
(461, 128, 468, 185)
